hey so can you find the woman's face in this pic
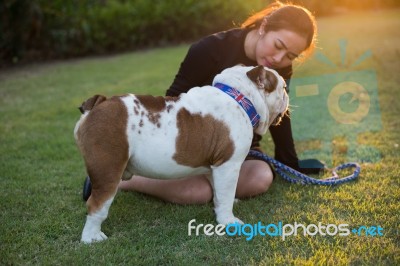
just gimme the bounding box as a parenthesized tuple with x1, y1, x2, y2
(255, 28, 307, 69)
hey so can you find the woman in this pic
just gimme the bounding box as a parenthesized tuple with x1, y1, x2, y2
(83, 1, 322, 204)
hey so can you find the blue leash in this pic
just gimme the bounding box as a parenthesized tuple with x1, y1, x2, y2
(248, 150, 361, 186)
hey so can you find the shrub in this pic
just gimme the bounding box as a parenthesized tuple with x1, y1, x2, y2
(1, 0, 399, 65)
(0, 0, 262, 64)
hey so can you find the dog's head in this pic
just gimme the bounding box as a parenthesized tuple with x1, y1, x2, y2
(246, 66, 289, 134)
(213, 65, 289, 135)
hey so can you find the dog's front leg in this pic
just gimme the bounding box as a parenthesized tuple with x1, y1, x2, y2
(211, 162, 243, 225)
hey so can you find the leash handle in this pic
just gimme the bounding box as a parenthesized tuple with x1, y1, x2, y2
(248, 150, 361, 186)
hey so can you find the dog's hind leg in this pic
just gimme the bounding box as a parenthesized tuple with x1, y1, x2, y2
(79, 132, 129, 243)
(81, 159, 127, 243)
(76, 97, 130, 243)
(81, 195, 115, 243)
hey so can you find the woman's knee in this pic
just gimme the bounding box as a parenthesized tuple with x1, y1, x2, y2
(237, 160, 274, 197)
(254, 167, 274, 194)
(174, 176, 213, 205)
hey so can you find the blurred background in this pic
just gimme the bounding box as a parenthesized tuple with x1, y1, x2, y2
(1, 0, 399, 67)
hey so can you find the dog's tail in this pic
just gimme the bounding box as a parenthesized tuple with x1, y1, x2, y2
(78, 95, 107, 114)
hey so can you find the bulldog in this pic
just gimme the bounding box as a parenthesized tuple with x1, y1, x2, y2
(74, 65, 289, 243)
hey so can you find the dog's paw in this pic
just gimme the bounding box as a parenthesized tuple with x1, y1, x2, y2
(81, 231, 108, 244)
(217, 216, 244, 226)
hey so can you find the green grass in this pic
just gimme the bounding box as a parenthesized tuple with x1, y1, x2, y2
(1, 9, 399, 265)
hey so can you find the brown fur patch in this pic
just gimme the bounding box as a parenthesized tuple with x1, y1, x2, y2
(136, 95, 178, 112)
(246, 66, 278, 93)
(76, 96, 129, 214)
(173, 108, 235, 167)
(135, 95, 179, 126)
(264, 70, 278, 93)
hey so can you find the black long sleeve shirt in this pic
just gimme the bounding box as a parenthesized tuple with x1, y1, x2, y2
(166, 28, 300, 169)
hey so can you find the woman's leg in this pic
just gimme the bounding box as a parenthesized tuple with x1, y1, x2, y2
(118, 160, 273, 204)
(235, 160, 274, 198)
(119, 175, 213, 205)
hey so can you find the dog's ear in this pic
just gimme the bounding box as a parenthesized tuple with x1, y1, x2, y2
(79, 95, 107, 114)
(246, 66, 278, 93)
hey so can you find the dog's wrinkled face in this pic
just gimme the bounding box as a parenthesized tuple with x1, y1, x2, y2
(246, 65, 289, 129)
(213, 65, 289, 135)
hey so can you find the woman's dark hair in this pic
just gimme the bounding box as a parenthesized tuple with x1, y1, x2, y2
(242, 1, 317, 59)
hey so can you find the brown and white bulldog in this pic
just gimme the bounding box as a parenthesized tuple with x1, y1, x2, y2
(74, 65, 289, 243)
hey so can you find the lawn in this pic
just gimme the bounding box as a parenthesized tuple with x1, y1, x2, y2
(1, 9, 399, 265)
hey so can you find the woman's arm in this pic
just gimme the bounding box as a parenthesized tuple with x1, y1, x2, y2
(269, 112, 300, 169)
(268, 76, 299, 169)
(269, 78, 324, 173)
